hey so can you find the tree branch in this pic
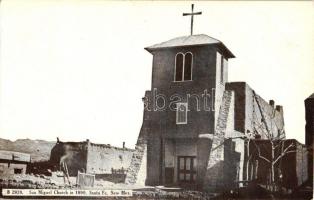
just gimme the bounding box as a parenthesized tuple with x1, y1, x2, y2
(252, 140, 271, 163)
(273, 143, 295, 164)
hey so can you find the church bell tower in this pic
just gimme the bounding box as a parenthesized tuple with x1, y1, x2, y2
(141, 4, 235, 189)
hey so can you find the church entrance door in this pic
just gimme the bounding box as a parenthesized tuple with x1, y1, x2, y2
(177, 156, 196, 185)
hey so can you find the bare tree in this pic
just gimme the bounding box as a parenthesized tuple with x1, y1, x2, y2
(245, 91, 295, 191)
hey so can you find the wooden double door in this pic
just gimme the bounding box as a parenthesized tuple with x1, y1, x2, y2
(177, 156, 197, 184)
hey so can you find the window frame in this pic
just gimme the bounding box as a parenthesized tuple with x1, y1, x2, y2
(174, 53, 184, 82)
(176, 102, 188, 124)
(184, 52, 193, 81)
(174, 52, 193, 82)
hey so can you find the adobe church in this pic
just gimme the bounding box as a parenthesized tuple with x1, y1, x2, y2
(125, 5, 285, 191)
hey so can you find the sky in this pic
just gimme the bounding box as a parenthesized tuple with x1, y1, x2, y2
(0, 1, 313, 148)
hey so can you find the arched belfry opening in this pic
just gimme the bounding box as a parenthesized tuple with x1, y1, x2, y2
(184, 52, 193, 81)
(175, 53, 184, 81)
(174, 52, 193, 82)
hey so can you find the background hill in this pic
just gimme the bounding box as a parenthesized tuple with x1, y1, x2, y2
(0, 138, 56, 162)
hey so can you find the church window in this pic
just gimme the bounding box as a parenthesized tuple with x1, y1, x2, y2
(175, 52, 193, 81)
(176, 103, 188, 124)
(184, 52, 193, 81)
(175, 53, 184, 81)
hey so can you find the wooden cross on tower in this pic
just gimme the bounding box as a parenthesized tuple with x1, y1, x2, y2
(183, 4, 202, 35)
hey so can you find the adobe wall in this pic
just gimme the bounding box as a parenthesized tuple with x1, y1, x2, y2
(223, 138, 243, 189)
(146, 137, 162, 185)
(86, 143, 134, 175)
(149, 46, 218, 139)
(50, 140, 134, 177)
(225, 82, 246, 133)
(0, 163, 27, 176)
(50, 141, 88, 176)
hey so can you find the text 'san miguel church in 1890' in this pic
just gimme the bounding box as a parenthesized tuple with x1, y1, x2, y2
(125, 5, 310, 192)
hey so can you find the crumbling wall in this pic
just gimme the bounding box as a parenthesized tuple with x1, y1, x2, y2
(124, 140, 147, 185)
(204, 90, 234, 191)
(226, 82, 285, 139)
(125, 92, 150, 185)
(246, 87, 285, 139)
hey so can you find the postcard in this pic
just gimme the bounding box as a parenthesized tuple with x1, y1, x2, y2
(0, 1, 313, 199)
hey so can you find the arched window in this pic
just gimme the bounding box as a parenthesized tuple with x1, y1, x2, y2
(184, 52, 192, 81)
(174, 52, 193, 82)
(175, 53, 184, 81)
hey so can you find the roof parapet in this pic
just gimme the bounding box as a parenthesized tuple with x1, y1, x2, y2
(276, 105, 283, 113)
(269, 100, 275, 108)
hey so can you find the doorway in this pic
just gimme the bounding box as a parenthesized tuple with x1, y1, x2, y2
(177, 156, 196, 184)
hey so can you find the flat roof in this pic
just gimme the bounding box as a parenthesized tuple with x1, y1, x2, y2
(0, 150, 31, 162)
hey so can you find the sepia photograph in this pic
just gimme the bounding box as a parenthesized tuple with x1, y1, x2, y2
(0, 1, 313, 199)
